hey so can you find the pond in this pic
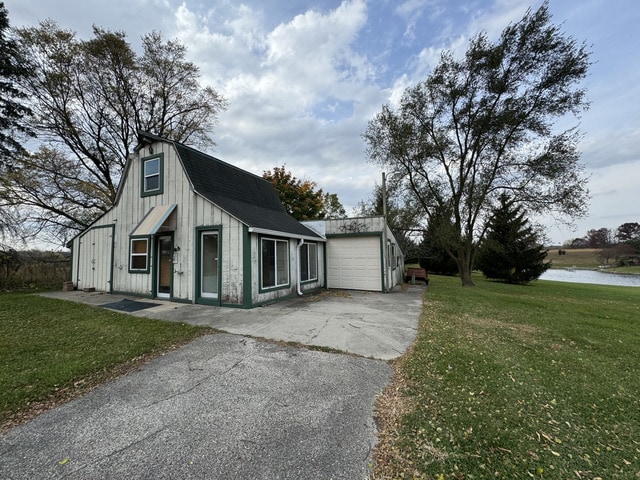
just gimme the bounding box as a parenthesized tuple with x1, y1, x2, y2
(540, 269, 640, 287)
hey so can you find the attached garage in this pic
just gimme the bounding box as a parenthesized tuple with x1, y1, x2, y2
(326, 235, 382, 291)
(305, 216, 404, 293)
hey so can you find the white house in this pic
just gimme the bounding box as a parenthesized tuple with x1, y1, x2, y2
(68, 132, 404, 307)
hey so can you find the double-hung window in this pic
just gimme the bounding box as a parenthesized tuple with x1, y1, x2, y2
(300, 243, 317, 282)
(141, 155, 163, 196)
(261, 238, 289, 289)
(129, 237, 150, 272)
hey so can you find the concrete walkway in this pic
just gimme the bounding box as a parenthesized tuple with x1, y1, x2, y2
(1, 287, 424, 479)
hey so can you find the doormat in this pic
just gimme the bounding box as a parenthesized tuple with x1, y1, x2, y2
(101, 299, 161, 313)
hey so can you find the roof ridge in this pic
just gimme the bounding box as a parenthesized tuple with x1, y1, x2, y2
(140, 131, 269, 186)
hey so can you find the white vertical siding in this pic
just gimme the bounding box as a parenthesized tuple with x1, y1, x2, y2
(71, 140, 247, 304)
(75, 225, 114, 292)
(70, 138, 328, 306)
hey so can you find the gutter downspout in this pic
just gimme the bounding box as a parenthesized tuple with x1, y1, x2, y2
(297, 238, 305, 296)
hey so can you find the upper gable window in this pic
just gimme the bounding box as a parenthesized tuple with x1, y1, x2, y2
(141, 154, 164, 197)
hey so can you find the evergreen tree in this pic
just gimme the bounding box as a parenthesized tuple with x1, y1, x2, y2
(0, 2, 31, 162)
(476, 195, 550, 284)
(0, 3, 32, 243)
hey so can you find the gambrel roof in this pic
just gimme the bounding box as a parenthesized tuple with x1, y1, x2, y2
(136, 132, 322, 240)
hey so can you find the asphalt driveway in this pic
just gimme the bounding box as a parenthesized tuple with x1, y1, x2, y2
(1, 287, 424, 479)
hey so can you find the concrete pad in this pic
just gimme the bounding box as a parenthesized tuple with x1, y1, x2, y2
(41, 287, 424, 360)
(0, 334, 393, 479)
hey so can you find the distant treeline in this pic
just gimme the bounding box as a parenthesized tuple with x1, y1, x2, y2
(0, 250, 70, 290)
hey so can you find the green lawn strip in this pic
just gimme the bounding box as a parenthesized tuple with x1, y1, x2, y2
(0, 293, 210, 427)
(393, 275, 640, 479)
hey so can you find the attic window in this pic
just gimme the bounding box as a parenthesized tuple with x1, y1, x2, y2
(141, 154, 163, 197)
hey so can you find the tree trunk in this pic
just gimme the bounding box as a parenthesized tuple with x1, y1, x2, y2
(459, 263, 475, 286)
(457, 246, 475, 287)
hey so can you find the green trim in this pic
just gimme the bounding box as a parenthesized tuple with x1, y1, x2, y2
(326, 232, 381, 239)
(322, 242, 328, 289)
(390, 242, 398, 271)
(112, 290, 154, 300)
(169, 297, 192, 305)
(68, 241, 74, 282)
(221, 301, 251, 309)
(258, 235, 291, 294)
(248, 287, 324, 308)
(111, 292, 191, 303)
(140, 153, 164, 197)
(153, 233, 174, 299)
(379, 235, 386, 292)
(195, 226, 222, 306)
(109, 224, 115, 293)
(242, 225, 252, 308)
(299, 242, 319, 283)
(128, 236, 151, 274)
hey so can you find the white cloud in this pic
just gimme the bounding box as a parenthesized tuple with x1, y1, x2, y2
(5, 0, 639, 237)
(164, 0, 381, 209)
(394, 0, 434, 41)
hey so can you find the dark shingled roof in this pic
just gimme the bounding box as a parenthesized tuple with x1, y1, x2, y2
(138, 132, 321, 239)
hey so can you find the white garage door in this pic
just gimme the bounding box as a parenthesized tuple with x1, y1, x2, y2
(326, 236, 382, 291)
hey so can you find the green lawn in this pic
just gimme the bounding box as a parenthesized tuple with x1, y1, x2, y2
(375, 275, 640, 479)
(0, 293, 209, 430)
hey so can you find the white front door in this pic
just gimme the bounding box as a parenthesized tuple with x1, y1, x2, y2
(200, 231, 219, 299)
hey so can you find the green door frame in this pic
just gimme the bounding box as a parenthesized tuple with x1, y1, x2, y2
(153, 232, 174, 299)
(195, 226, 222, 306)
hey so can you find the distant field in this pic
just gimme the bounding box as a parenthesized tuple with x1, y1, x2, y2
(547, 248, 601, 268)
(548, 248, 640, 273)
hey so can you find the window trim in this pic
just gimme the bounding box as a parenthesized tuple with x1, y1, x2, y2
(389, 242, 397, 270)
(141, 153, 164, 197)
(195, 226, 223, 306)
(260, 236, 290, 292)
(300, 242, 318, 283)
(129, 236, 150, 273)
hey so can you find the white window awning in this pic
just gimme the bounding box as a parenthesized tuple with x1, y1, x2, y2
(130, 204, 177, 236)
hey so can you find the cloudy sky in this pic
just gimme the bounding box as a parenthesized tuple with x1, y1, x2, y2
(4, 0, 639, 244)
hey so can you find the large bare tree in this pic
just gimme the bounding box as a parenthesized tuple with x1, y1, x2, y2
(364, 2, 591, 286)
(2, 22, 226, 245)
